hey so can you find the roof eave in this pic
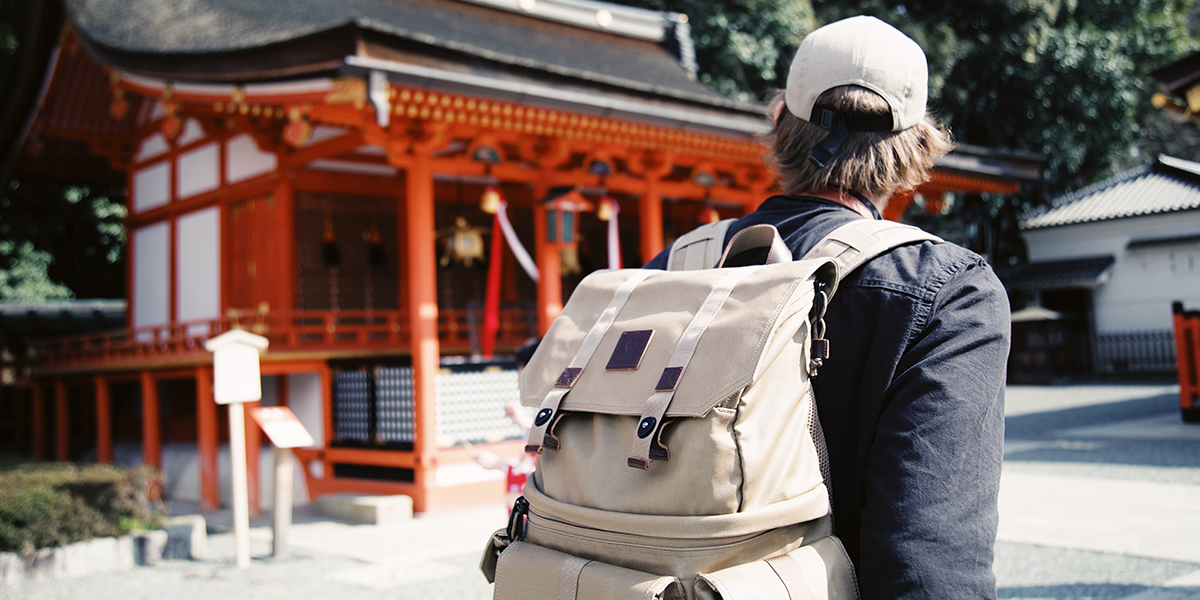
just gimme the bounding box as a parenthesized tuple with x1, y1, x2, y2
(341, 55, 766, 138)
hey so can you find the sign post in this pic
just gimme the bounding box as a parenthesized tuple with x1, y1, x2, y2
(250, 406, 314, 560)
(205, 329, 269, 569)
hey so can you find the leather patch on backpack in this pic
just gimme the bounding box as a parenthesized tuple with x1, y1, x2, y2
(606, 330, 654, 371)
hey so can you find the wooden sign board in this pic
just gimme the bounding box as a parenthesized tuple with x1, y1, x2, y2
(250, 407, 315, 449)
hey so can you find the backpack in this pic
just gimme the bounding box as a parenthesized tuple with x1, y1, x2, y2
(481, 218, 939, 600)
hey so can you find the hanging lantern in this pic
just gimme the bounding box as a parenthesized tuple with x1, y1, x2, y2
(560, 246, 582, 276)
(480, 185, 503, 214)
(321, 230, 341, 267)
(542, 188, 593, 248)
(436, 217, 488, 268)
(699, 205, 721, 225)
(321, 200, 340, 267)
(596, 195, 616, 222)
(161, 102, 182, 143)
(283, 106, 313, 147)
(364, 228, 386, 268)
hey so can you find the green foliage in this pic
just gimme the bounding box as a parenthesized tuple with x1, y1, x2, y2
(808, 0, 1198, 197)
(0, 183, 127, 301)
(612, 0, 818, 102)
(0, 461, 166, 555)
(624, 0, 1196, 263)
(0, 240, 74, 302)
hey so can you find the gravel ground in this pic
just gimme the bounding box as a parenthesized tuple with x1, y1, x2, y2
(5, 383, 1199, 599)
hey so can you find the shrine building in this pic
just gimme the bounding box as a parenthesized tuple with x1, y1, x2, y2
(0, 0, 1045, 512)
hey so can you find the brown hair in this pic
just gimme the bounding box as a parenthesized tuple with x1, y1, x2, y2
(766, 86, 953, 199)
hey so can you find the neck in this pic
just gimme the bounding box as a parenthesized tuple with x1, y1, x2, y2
(804, 189, 885, 219)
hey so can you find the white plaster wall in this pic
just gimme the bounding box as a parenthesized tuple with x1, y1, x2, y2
(1023, 210, 1200, 332)
(288, 373, 324, 448)
(225, 134, 277, 183)
(135, 133, 169, 163)
(175, 207, 221, 324)
(113, 442, 312, 508)
(176, 143, 219, 199)
(133, 162, 170, 212)
(132, 223, 170, 329)
(177, 119, 206, 146)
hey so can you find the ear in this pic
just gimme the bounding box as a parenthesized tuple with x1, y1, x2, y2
(772, 101, 787, 126)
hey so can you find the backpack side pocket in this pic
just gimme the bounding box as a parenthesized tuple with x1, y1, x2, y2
(494, 540, 684, 600)
(693, 536, 859, 600)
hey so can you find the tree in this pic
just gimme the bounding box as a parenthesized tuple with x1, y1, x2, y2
(0, 183, 127, 301)
(0, 1, 127, 302)
(623, 0, 1197, 263)
(613, 0, 819, 102)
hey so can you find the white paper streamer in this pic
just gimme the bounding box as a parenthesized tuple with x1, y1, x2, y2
(496, 201, 540, 282)
(605, 199, 622, 270)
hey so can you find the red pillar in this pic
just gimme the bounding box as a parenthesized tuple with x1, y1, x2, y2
(31, 383, 45, 460)
(274, 175, 297, 312)
(640, 174, 665, 264)
(196, 366, 220, 510)
(404, 151, 440, 513)
(54, 380, 69, 462)
(95, 375, 113, 464)
(140, 371, 162, 468)
(534, 199, 562, 336)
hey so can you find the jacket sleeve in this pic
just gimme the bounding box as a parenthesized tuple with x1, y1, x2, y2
(856, 258, 1010, 599)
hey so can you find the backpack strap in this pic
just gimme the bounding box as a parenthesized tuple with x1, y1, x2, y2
(666, 219, 737, 271)
(525, 270, 654, 454)
(801, 219, 941, 282)
(717, 224, 791, 267)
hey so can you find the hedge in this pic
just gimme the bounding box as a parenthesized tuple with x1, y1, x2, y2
(0, 460, 166, 555)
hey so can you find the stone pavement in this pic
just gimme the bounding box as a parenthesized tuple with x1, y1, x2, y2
(996, 384, 1200, 599)
(5, 383, 1200, 599)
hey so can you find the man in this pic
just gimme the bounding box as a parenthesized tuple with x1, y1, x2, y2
(645, 16, 1009, 599)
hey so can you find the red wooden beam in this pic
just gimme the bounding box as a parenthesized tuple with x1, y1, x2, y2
(95, 374, 113, 464)
(140, 371, 162, 468)
(195, 366, 220, 510)
(55, 380, 69, 462)
(31, 384, 45, 460)
(403, 150, 440, 514)
(639, 174, 665, 263)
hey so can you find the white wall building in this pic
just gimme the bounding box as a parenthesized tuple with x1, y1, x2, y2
(1004, 154, 1200, 376)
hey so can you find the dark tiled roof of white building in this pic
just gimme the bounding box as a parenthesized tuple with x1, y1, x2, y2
(1021, 155, 1200, 230)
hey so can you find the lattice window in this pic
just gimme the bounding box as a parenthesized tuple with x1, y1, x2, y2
(376, 366, 415, 444)
(435, 364, 524, 448)
(333, 369, 372, 443)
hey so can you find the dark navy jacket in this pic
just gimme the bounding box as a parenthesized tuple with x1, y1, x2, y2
(645, 195, 1009, 600)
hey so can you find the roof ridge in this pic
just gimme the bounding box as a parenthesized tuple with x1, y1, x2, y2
(1021, 161, 1153, 223)
(1155, 153, 1200, 178)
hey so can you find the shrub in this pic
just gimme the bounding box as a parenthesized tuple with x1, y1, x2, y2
(0, 461, 166, 555)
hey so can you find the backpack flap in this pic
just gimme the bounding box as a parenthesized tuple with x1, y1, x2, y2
(520, 259, 838, 444)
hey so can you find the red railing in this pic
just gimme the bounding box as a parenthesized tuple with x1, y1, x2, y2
(31, 306, 537, 372)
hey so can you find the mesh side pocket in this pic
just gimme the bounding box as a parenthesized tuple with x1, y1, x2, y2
(807, 390, 835, 529)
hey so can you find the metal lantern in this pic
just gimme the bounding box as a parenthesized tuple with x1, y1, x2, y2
(542, 188, 593, 247)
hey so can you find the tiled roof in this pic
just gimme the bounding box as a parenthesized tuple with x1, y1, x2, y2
(65, 0, 733, 108)
(1021, 155, 1200, 230)
(0, 300, 125, 337)
(994, 256, 1115, 290)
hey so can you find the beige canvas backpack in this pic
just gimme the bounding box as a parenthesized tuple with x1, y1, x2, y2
(481, 218, 939, 600)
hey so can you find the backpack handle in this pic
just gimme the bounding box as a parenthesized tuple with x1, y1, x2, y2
(717, 224, 792, 268)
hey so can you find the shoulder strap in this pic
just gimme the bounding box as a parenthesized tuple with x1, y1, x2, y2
(666, 219, 737, 271)
(801, 219, 941, 282)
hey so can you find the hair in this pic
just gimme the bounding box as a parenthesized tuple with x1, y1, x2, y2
(766, 86, 953, 200)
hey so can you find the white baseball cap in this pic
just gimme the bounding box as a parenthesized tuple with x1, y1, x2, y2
(784, 16, 928, 132)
